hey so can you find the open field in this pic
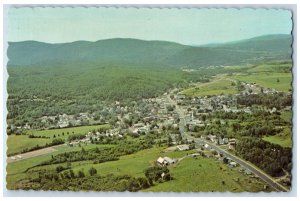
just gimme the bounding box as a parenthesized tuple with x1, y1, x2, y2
(52, 147, 265, 192)
(281, 111, 292, 123)
(7, 134, 50, 156)
(68, 146, 196, 177)
(246, 61, 291, 73)
(7, 124, 109, 156)
(7, 145, 267, 191)
(6, 143, 115, 189)
(231, 72, 291, 92)
(263, 127, 292, 148)
(144, 157, 266, 192)
(181, 77, 238, 97)
(25, 124, 110, 139)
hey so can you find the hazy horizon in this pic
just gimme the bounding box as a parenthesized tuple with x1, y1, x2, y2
(7, 33, 291, 47)
(7, 7, 292, 45)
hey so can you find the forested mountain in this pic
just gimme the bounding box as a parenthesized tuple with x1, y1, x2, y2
(6, 34, 292, 126)
(7, 34, 292, 68)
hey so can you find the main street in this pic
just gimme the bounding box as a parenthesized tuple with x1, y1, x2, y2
(166, 94, 289, 192)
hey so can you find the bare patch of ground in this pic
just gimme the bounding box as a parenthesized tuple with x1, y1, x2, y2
(7, 145, 61, 163)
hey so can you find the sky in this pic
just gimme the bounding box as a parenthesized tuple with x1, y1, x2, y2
(7, 7, 292, 45)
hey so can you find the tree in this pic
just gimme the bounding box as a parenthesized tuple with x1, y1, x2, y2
(144, 166, 170, 183)
(78, 170, 85, 178)
(89, 167, 97, 176)
(69, 169, 75, 178)
(223, 157, 229, 164)
(167, 135, 172, 146)
(56, 165, 65, 173)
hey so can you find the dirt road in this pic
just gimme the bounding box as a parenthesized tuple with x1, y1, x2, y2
(7, 145, 62, 163)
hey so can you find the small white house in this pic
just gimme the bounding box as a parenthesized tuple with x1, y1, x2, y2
(229, 161, 237, 167)
(156, 156, 176, 166)
(177, 144, 190, 151)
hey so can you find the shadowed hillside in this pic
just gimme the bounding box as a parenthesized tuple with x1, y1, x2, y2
(7, 34, 292, 68)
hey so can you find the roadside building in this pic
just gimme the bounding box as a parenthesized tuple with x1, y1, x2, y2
(156, 156, 176, 166)
(177, 144, 190, 151)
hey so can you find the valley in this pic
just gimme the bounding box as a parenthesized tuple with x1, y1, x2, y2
(6, 35, 293, 192)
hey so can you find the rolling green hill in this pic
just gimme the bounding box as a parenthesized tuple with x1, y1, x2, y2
(8, 34, 292, 68)
(6, 34, 292, 127)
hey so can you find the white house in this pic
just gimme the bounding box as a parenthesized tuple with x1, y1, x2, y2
(177, 144, 190, 151)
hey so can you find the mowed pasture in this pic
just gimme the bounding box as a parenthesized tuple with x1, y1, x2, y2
(7, 145, 267, 192)
(144, 157, 266, 192)
(7, 135, 50, 156)
(7, 124, 110, 156)
(6, 143, 115, 189)
(246, 62, 291, 73)
(231, 72, 291, 92)
(181, 78, 238, 97)
(263, 127, 292, 148)
(280, 111, 292, 123)
(24, 146, 266, 192)
(262, 110, 292, 148)
(68, 147, 196, 177)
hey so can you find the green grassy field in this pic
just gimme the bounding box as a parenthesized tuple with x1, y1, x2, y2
(6, 143, 115, 189)
(7, 124, 109, 156)
(246, 62, 291, 73)
(144, 157, 266, 192)
(231, 72, 291, 92)
(281, 111, 292, 123)
(263, 127, 292, 148)
(7, 135, 50, 156)
(26, 124, 110, 139)
(7, 145, 267, 192)
(181, 78, 238, 97)
(61, 147, 265, 192)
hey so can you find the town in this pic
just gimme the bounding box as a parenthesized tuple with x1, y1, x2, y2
(8, 77, 292, 192)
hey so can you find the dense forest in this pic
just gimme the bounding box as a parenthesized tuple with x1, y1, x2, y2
(237, 93, 292, 110)
(235, 137, 292, 177)
(8, 35, 292, 67)
(7, 34, 292, 128)
(7, 64, 241, 128)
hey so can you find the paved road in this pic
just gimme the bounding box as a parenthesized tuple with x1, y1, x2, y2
(166, 94, 289, 192)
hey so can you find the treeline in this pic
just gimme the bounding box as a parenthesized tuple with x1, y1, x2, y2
(22, 165, 172, 191)
(41, 147, 119, 165)
(40, 139, 153, 166)
(21, 163, 171, 191)
(27, 172, 151, 192)
(28, 134, 50, 139)
(67, 133, 86, 142)
(235, 137, 292, 177)
(237, 93, 291, 110)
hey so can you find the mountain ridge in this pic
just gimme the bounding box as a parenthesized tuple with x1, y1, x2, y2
(7, 34, 292, 68)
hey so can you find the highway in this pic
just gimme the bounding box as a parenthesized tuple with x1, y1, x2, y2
(166, 94, 289, 192)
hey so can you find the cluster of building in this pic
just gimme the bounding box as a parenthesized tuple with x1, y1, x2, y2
(40, 112, 96, 129)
